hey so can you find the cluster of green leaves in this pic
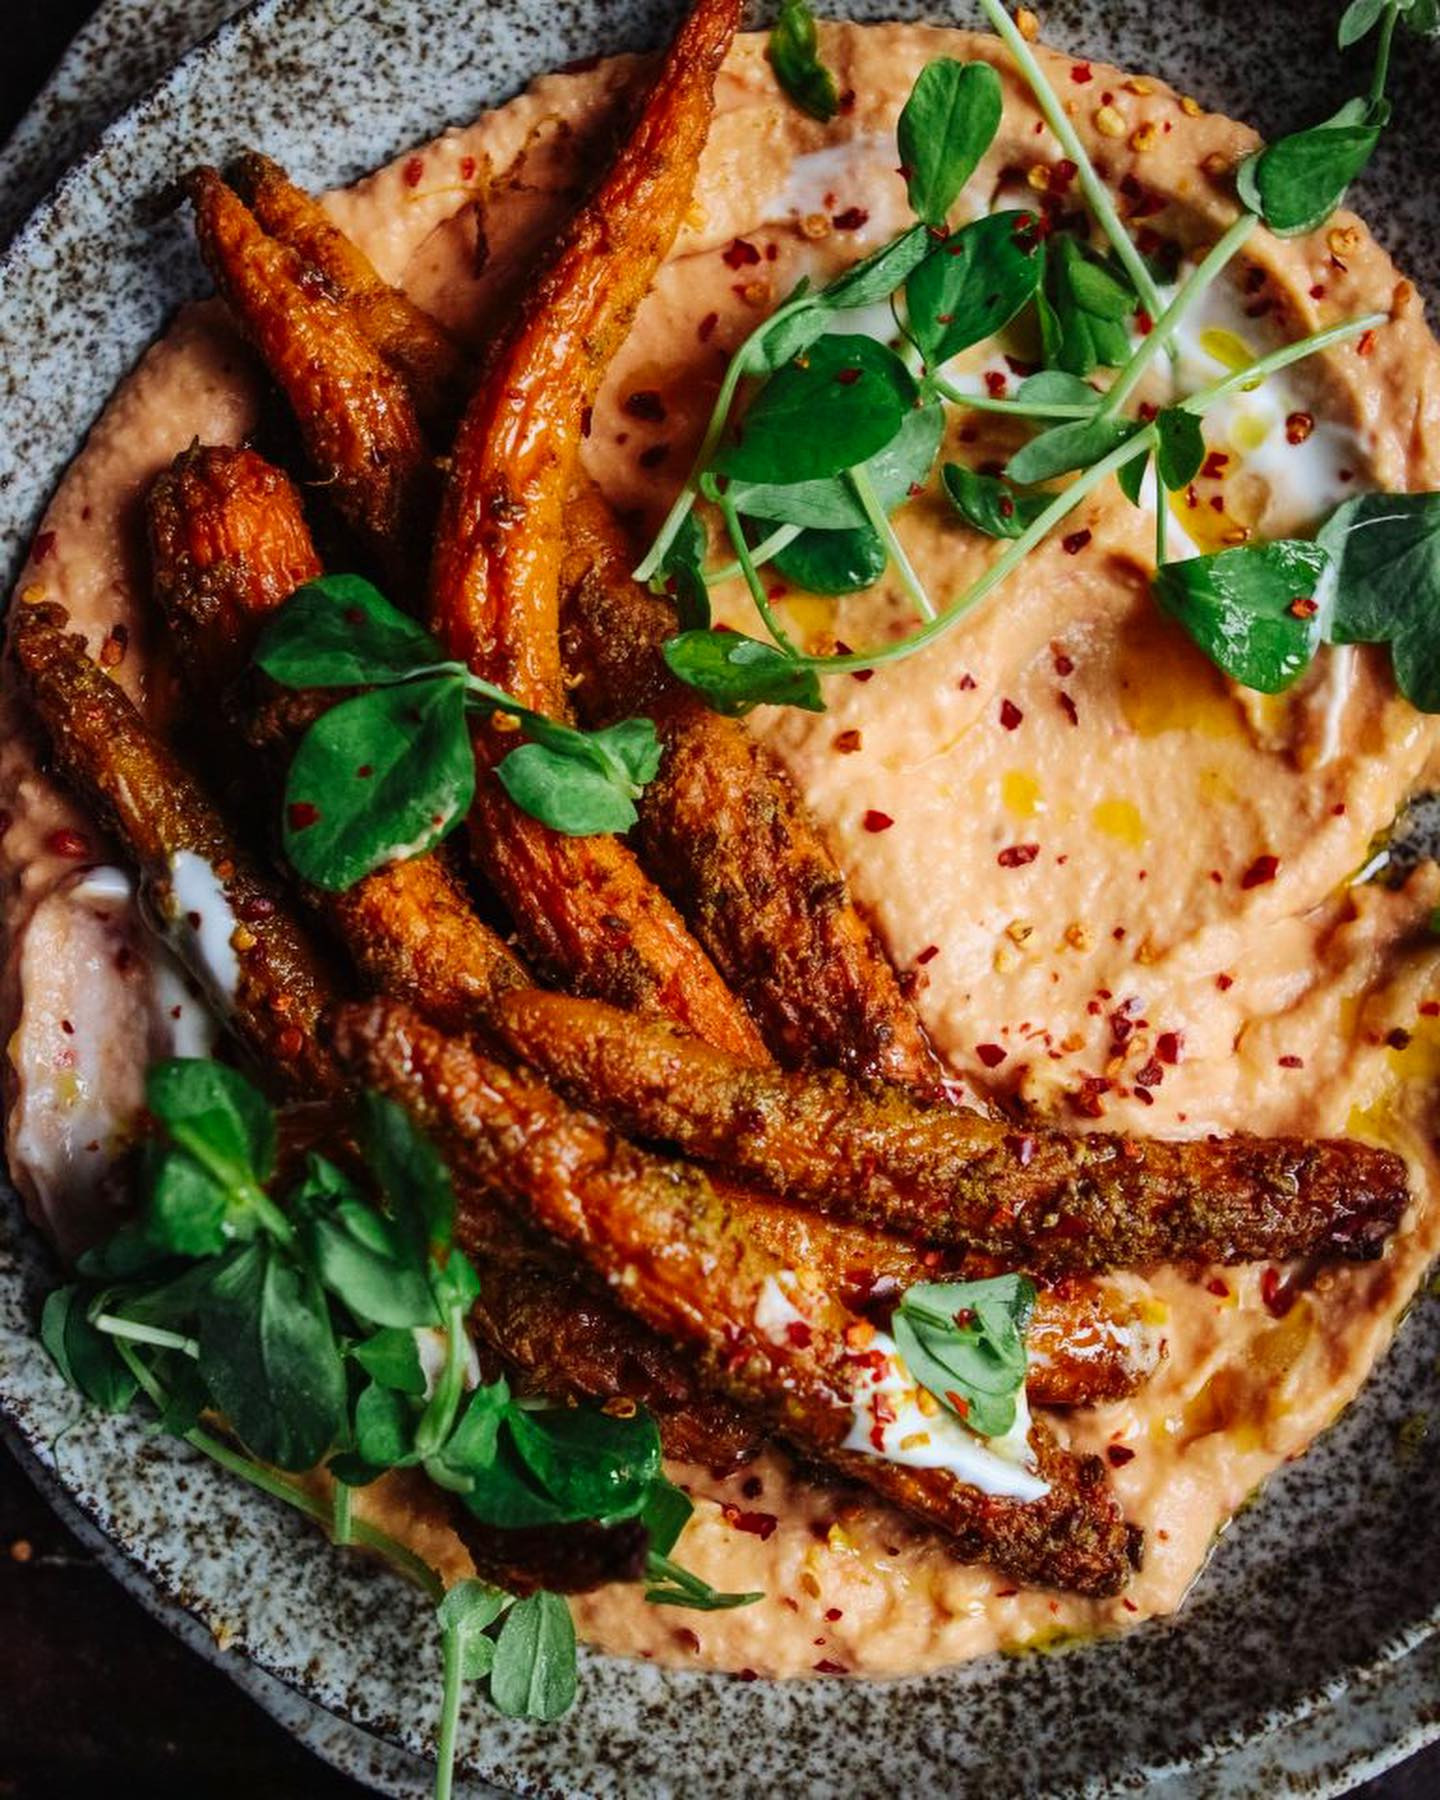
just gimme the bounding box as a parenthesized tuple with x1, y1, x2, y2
(252, 575, 662, 892)
(42, 1056, 756, 1796)
(1239, 0, 1435, 236)
(892, 1274, 1035, 1440)
(638, 6, 1440, 722)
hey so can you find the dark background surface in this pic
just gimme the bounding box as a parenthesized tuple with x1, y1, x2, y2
(1, 3, 1438, 1797)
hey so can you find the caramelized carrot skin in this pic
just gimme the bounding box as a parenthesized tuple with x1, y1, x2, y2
(230, 149, 469, 434)
(337, 999, 1137, 1597)
(561, 484, 945, 1089)
(498, 988, 1409, 1273)
(188, 166, 431, 580)
(13, 602, 343, 1095)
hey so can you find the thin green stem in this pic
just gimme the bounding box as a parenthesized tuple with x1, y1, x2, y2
(708, 521, 802, 584)
(719, 491, 799, 655)
(1369, 0, 1400, 109)
(1101, 212, 1258, 418)
(433, 1625, 466, 1800)
(1176, 310, 1386, 414)
(975, 0, 1167, 328)
(848, 464, 937, 621)
(635, 292, 818, 584)
(332, 1477, 353, 1547)
(414, 1305, 467, 1460)
(93, 1314, 199, 1357)
(1155, 479, 1170, 567)
(929, 374, 1096, 419)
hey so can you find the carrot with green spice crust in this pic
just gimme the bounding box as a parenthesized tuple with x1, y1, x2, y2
(495, 987, 1409, 1274)
(337, 998, 1140, 1598)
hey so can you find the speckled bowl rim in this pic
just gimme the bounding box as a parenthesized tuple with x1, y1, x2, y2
(3, 3, 1440, 1796)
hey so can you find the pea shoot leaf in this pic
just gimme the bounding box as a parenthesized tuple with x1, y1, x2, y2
(1235, 97, 1387, 237)
(437, 1580, 510, 1681)
(142, 1060, 277, 1256)
(638, 1475, 694, 1557)
(728, 401, 944, 531)
(40, 1287, 138, 1412)
(822, 224, 933, 309)
(771, 524, 888, 594)
(1337, 0, 1387, 44)
(354, 1377, 419, 1468)
(489, 1592, 577, 1721)
(507, 1405, 661, 1524)
(352, 1326, 428, 1394)
(358, 1091, 457, 1261)
(1014, 369, 1102, 413)
(1154, 538, 1330, 693)
(253, 574, 445, 688)
(1154, 407, 1206, 492)
(495, 716, 662, 838)
(1318, 491, 1440, 710)
(1042, 236, 1138, 376)
(1116, 447, 1151, 507)
(906, 210, 1044, 366)
(196, 1239, 347, 1471)
(663, 630, 824, 715)
(897, 59, 1003, 227)
(281, 676, 474, 892)
(942, 463, 1050, 538)
(766, 0, 838, 123)
(656, 509, 711, 629)
(426, 1381, 511, 1492)
(1005, 413, 1139, 485)
(892, 1274, 1035, 1439)
(714, 336, 917, 485)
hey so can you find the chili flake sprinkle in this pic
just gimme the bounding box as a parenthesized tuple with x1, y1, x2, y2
(1240, 853, 1279, 889)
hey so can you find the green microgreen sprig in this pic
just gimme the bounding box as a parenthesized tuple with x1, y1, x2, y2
(253, 575, 662, 892)
(43, 1056, 758, 1799)
(637, 6, 1435, 721)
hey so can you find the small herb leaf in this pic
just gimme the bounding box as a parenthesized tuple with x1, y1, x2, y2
(41, 1287, 138, 1412)
(1318, 490, 1440, 710)
(352, 1326, 428, 1394)
(489, 1592, 577, 1721)
(1043, 236, 1138, 376)
(663, 630, 824, 715)
(729, 401, 944, 531)
(1005, 414, 1139, 486)
(1154, 539, 1330, 693)
(254, 574, 445, 689)
(281, 677, 474, 892)
(1240, 100, 1386, 237)
(767, 0, 839, 123)
(658, 510, 711, 630)
(942, 463, 1050, 539)
(906, 211, 1044, 366)
(897, 59, 1004, 228)
(1155, 407, 1206, 492)
(772, 524, 888, 594)
(822, 225, 932, 309)
(892, 1274, 1035, 1439)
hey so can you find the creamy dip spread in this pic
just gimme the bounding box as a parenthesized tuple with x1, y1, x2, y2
(6, 23, 1440, 1679)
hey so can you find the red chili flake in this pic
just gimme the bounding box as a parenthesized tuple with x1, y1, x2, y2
(403, 156, 424, 188)
(833, 728, 863, 754)
(976, 1043, 1008, 1068)
(740, 1476, 765, 1500)
(1106, 1444, 1136, 1467)
(723, 1505, 779, 1541)
(1285, 410, 1315, 446)
(723, 238, 762, 269)
(984, 370, 1009, 399)
(958, 672, 978, 691)
(623, 389, 667, 423)
(1207, 1277, 1230, 1298)
(1333, 803, 1348, 817)
(31, 529, 57, 563)
(1135, 1057, 1164, 1089)
(1387, 1026, 1413, 1051)
(1155, 1031, 1183, 1064)
(916, 944, 940, 966)
(999, 698, 1024, 730)
(288, 801, 321, 832)
(1240, 853, 1279, 889)
(697, 310, 719, 343)
(1062, 529, 1092, 555)
(1138, 400, 1158, 424)
(1201, 451, 1230, 480)
(46, 828, 90, 859)
(675, 1628, 701, 1654)
(1356, 329, 1377, 357)
(1288, 596, 1318, 619)
(237, 895, 276, 923)
(786, 1320, 814, 1348)
(1071, 1076, 1112, 1119)
(458, 154, 477, 181)
(832, 206, 869, 231)
(863, 809, 895, 833)
(638, 443, 671, 470)
(735, 1668, 758, 1682)
(1058, 691, 1079, 726)
(1216, 972, 1234, 991)
(1050, 157, 1079, 192)
(1135, 307, 1154, 336)
(1070, 61, 1094, 83)
(355, 764, 374, 780)
(1053, 649, 1075, 676)
(997, 843, 1040, 868)
(824, 1607, 843, 1622)
(814, 1659, 848, 1675)
(276, 1025, 305, 1060)
(765, 241, 779, 261)
(1260, 1267, 1295, 1318)
(1420, 1001, 1440, 1018)
(1309, 281, 1327, 299)
(1278, 1053, 1305, 1069)
(852, 668, 875, 684)
(835, 367, 864, 389)
(838, 88, 857, 114)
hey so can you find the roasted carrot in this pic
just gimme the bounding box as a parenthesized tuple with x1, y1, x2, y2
(187, 166, 431, 582)
(560, 483, 947, 1088)
(337, 999, 1139, 1597)
(495, 987, 1408, 1273)
(12, 600, 343, 1095)
(427, 0, 761, 1058)
(229, 149, 470, 435)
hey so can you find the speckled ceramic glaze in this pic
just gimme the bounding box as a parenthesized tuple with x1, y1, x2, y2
(2, 3, 1440, 1796)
